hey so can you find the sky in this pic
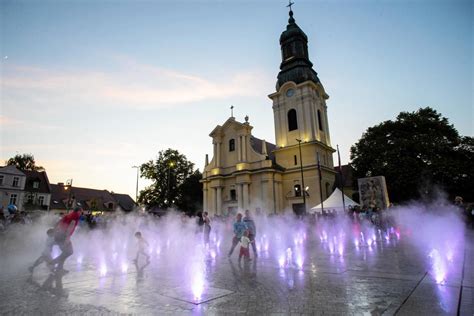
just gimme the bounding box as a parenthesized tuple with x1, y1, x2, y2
(1, 0, 472, 200)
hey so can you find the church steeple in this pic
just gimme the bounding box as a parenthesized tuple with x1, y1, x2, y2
(277, 8, 320, 90)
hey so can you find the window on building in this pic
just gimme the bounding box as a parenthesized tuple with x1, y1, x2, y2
(294, 155, 297, 165)
(325, 183, 331, 198)
(294, 184, 301, 197)
(13, 177, 19, 187)
(0, 175, 4, 185)
(108, 202, 114, 209)
(230, 189, 236, 201)
(33, 181, 39, 189)
(288, 109, 298, 131)
(38, 196, 45, 206)
(317, 110, 323, 131)
(9, 194, 17, 205)
(229, 139, 235, 152)
(27, 194, 33, 203)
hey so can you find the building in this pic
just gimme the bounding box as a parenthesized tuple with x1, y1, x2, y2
(22, 170, 52, 211)
(111, 193, 136, 212)
(50, 183, 136, 214)
(202, 9, 336, 216)
(0, 165, 27, 211)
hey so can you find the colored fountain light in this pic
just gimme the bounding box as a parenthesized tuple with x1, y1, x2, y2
(296, 255, 304, 270)
(100, 264, 108, 277)
(192, 277, 204, 301)
(121, 263, 128, 273)
(278, 256, 285, 268)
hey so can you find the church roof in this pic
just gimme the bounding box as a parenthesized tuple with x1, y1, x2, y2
(250, 136, 276, 160)
(276, 9, 320, 90)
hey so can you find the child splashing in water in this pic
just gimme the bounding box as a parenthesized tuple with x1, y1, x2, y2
(133, 232, 150, 264)
(29, 228, 55, 273)
(239, 230, 252, 263)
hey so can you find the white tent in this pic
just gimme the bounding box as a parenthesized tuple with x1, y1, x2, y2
(309, 188, 359, 214)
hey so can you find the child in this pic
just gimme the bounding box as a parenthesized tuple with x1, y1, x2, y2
(239, 230, 252, 263)
(134, 232, 150, 264)
(29, 228, 55, 273)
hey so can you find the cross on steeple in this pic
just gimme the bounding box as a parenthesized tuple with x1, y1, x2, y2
(287, 0, 294, 12)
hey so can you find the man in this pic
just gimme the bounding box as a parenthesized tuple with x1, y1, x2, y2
(243, 209, 258, 258)
(50, 206, 82, 274)
(228, 213, 247, 257)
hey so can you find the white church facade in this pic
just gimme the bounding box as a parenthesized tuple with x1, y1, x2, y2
(202, 9, 336, 216)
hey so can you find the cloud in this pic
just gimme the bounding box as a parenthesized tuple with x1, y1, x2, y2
(0, 115, 59, 130)
(1, 60, 271, 110)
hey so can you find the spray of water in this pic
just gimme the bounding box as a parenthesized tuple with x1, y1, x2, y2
(0, 197, 465, 298)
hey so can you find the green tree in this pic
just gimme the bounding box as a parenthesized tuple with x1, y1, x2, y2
(138, 148, 201, 211)
(6, 153, 44, 171)
(350, 107, 474, 203)
(176, 169, 203, 215)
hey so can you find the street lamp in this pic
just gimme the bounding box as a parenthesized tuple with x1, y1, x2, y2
(167, 161, 175, 207)
(64, 179, 73, 212)
(296, 139, 306, 214)
(132, 166, 140, 203)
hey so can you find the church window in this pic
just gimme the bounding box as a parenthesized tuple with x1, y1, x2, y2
(294, 184, 301, 197)
(229, 139, 235, 152)
(317, 110, 323, 131)
(230, 189, 236, 201)
(294, 155, 297, 165)
(325, 183, 331, 198)
(288, 109, 298, 131)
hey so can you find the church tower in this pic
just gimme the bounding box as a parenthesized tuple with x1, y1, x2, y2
(268, 8, 336, 213)
(270, 9, 331, 149)
(202, 7, 336, 216)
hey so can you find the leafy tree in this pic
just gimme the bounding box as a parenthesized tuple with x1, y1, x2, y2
(350, 107, 473, 203)
(138, 148, 202, 211)
(6, 153, 44, 171)
(176, 169, 203, 215)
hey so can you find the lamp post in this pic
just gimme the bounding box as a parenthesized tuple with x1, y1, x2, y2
(296, 139, 306, 214)
(64, 179, 73, 212)
(132, 166, 139, 203)
(167, 161, 174, 207)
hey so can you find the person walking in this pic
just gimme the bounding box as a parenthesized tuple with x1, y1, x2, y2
(50, 207, 82, 274)
(203, 211, 211, 245)
(243, 209, 258, 258)
(228, 213, 247, 257)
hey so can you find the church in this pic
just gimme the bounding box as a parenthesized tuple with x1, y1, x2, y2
(202, 8, 336, 216)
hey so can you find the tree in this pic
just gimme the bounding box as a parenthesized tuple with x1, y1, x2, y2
(138, 148, 202, 212)
(6, 153, 44, 171)
(176, 170, 203, 215)
(350, 107, 474, 203)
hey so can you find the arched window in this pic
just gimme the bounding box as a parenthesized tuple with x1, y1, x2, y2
(229, 139, 235, 152)
(294, 184, 301, 197)
(288, 109, 298, 131)
(317, 110, 323, 131)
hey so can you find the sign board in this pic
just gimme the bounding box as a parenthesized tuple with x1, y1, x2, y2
(358, 176, 390, 210)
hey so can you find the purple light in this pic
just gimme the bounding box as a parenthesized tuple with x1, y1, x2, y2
(278, 256, 285, 268)
(121, 263, 128, 273)
(100, 264, 107, 277)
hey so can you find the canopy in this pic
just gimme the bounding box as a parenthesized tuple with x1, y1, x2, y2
(309, 188, 359, 214)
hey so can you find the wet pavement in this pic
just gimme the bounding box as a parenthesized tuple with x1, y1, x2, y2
(0, 221, 473, 315)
